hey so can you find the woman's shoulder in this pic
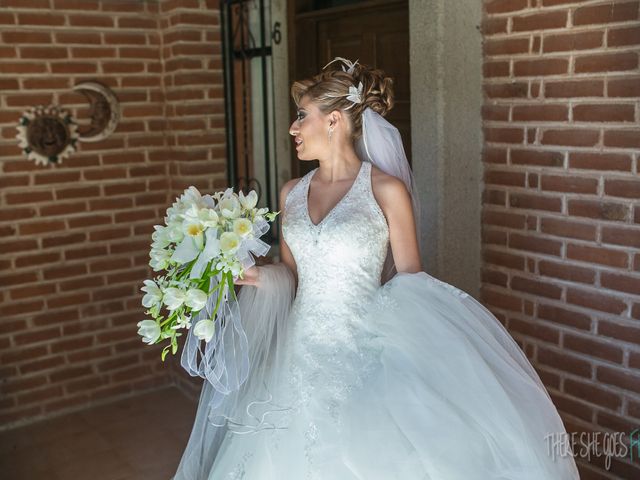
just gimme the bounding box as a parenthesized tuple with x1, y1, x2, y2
(280, 176, 304, 197)
(370, 164, 410, 199)
(279, 176, 304, 209)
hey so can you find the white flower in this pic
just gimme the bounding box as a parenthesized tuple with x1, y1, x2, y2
(180, 186, 204, 206)
(182, 215, 205, 249)
(137, 320, 161, 345)
(216, 255, 242, 277)
(185, 288, 207, 311)
(239, 190, 258, 210)
(184, 204, 219, 229)
(193, 319, 215, 343)
(219, 196, 241, 219)
(171, 236, 200, 265)
(163, 287, 186, 311)
(220, 231, 241, 255)
(165, 221, 184, 243)
(149, 248, 172, 271)
(200, 209, 219, 228)
(171, 228, 221, 279)
(151, 225, 172, 249)
(233, 218, 253, 238)
(174, 312, 192, 330)
(141, 280, 163, 308)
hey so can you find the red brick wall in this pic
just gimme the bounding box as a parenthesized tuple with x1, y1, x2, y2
(0, 0, 223, 428)
(482, 1, 639, 478)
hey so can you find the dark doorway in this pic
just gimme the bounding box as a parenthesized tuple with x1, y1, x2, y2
(289, 0, 411, 177)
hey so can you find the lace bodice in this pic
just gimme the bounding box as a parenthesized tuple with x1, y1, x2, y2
(282, 160, 389, 309)
(280, 160, 389, 422)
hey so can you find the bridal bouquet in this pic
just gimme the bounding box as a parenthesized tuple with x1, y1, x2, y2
(137, 186, 279, 360)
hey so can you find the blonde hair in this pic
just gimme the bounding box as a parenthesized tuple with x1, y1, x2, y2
(290, 59, 394, 141)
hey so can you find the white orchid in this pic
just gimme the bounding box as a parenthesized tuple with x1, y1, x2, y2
(193, 319, 215, 343)
(141, 280, 163, 308)
(216, 254, 242, 276)
(137, 320, 161, 345)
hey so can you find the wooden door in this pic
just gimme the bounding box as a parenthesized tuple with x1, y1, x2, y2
(289, 0, 411, 177)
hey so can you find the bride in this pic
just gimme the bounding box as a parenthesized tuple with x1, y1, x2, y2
(171, 58, 580, 479)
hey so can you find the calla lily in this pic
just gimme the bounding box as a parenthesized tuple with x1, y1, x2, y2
(137, 320, 161, 344)
(193, 319, 215, 343)
(171, 228, 221, 279)
(192, 229, 221, 279)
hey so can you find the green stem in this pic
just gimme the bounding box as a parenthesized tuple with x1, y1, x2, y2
(209, 272, 227, 322)
(159, 310, 178, 327)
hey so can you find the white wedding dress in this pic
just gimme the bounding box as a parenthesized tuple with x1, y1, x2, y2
(172, 160, 580, 479)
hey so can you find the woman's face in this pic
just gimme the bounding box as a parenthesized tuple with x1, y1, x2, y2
(289, 96, 331, 162)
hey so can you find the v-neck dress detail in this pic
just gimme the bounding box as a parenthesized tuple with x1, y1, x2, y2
(304, 161, 366, 228)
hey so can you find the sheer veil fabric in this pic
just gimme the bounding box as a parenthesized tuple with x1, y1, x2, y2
(172, 263, 296, 479)
(356, 107, 422, 284)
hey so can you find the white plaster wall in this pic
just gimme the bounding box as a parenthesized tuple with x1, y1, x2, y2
(409, 0, 483, 297)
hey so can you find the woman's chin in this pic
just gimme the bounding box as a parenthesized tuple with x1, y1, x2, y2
(296, 150, 311, 161)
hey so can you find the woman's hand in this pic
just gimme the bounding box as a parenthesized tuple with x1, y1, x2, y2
(234, 265, 261, 287)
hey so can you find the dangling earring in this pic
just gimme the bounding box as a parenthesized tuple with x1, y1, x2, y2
(328, 125, 334, 143)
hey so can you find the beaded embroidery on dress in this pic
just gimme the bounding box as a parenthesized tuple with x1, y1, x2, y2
(172, 160, 580, 480)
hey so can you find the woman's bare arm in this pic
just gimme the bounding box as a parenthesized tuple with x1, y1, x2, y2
(278, 178, 300, 287)
(372, 169, 422, 274)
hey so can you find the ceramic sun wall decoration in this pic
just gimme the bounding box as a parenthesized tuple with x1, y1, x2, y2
(15, 105, 80, 167)
(15, 81, 121, 167)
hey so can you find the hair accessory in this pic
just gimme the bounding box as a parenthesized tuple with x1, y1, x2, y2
(322, 56, 359, 75)
(346, 82, 364, 104)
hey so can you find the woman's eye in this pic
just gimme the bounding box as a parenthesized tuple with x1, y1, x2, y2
(296, 112, 305, 121)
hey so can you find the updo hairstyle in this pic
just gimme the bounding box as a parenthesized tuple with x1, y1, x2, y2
(290, 58, 394, 141)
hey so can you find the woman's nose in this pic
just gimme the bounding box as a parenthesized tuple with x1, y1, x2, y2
(289, 120, 298, 135)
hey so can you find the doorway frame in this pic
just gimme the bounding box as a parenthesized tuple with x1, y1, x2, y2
(271, 0, 482, 296)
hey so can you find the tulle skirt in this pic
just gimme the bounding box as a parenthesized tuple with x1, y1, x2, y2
(172, 268, 580, 480)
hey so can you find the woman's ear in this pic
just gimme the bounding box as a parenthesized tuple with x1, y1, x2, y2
(328, 110, 341, 127)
